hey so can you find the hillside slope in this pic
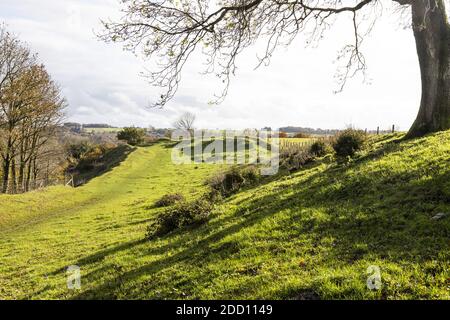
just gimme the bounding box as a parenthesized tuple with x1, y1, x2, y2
(0, 132, 449, 299)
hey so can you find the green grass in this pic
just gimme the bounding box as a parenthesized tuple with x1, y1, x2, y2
(0, 132, 449, 300)
(72, 144, 136, 186)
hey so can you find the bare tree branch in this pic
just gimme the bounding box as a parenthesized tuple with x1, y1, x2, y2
(99, 0, 384, 107)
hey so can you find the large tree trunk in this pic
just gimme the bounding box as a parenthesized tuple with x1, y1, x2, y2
(406, 0, 450, 138)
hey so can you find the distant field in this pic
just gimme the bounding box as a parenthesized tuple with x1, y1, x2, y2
(281, 138, 313, 142)
(83, 127, 122, 133)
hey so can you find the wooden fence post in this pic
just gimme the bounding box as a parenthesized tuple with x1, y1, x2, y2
(377, 127, 380, 135)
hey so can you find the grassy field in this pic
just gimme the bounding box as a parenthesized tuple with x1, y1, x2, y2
(0, 132, 449, 299)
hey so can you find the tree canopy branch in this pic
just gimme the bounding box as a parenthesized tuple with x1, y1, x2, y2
(100, 0, 379, 107)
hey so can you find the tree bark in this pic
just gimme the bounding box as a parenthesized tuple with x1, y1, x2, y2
(1, 158, 10, 194)
(10, 157, 17, 194)
(25, 158, 32, 192)
(1, 135, 13, 193)
(18, 160, 25, 193)
(32, 157, 38, 189)
(406, 0, 450, 138)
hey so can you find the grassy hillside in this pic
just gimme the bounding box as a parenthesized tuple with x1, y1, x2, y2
(0, 132, 449, 299)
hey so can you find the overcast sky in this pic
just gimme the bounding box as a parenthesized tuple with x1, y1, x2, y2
(1, 0, 442, 131)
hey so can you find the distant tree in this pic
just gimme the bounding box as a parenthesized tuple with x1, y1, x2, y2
(173, 112, 196, 132)
(83, 123, 115, 128)
(243, 128, 258, 137)
(279, 132, 288, 138)
(117, 127, 146, 146)
(294, 133, 311, 139)
(101, 0, 449, 138)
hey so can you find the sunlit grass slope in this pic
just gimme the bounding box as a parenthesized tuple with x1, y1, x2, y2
(0, 132, 449, 299)
(0, 143, 221, 299)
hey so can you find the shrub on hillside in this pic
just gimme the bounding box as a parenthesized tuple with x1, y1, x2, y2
(146, 199, 213, 238)
(204, 188, 223, 203)
(65, 141, 114, 171)
(155, 193, 185, 207)
(240, 165, 260, 184)
(117, 127, 146, 146)
(66, 141, 91, 161)
(280, 149, 315, 172)
(332, 129, 367, 158)
(208, 168, 244, 197)
(208, 166, 260, 197)
(310, 140, 332, 157)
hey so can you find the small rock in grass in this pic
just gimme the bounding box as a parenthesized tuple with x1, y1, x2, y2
(431, 213, 448, 221)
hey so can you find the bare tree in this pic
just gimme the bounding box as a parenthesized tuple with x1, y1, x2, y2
(0, 27, 65, 193)
(100, 0, 449, 138)
(173, 112, 196, 132)
(0, 27, 35, 193)
(15, 65, 65, 192)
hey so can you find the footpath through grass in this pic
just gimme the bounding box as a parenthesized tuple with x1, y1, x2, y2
(0, 142, 220, 299)
(0, 133, 449, 299)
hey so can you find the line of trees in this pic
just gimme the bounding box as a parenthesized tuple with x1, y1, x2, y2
(0, 27, 65, 194)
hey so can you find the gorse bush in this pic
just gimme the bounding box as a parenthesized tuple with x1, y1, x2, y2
(208, 166, 260, 197)
(208, 168, 244, 197)
(147, 199, 213, 238)
(66, 142, 92, 161)
(155, 193, 185, 207)
(66, 141, 113, 171)
(117, 127, 146, 146)
(333, 129, 367, 158)
(280, 149, 315, 172)
(309, 140, 332, 157)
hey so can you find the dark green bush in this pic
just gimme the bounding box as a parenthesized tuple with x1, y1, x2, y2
(65, 141, 114, 171)
(208, 167, 251, 197)
(310, 140, 332, 157)
(280, 150, 315, 172)
(333, 129, 367, 158)
(155, 193, 185, 207)
(66, 142, 91, 161)
(208, 166, 260, 197)
(147, 199, 213, 238)
(117, 127, 146, 146)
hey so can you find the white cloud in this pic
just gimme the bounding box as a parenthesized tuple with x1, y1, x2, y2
(1, 0, 423, 130)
